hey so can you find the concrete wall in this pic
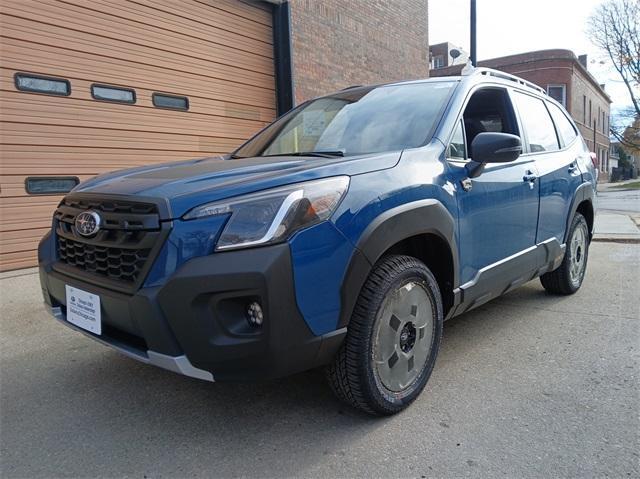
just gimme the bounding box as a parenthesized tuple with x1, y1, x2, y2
(289, 0, 429, 104)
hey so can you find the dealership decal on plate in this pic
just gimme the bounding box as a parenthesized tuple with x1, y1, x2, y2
(65, 285, 101, 335)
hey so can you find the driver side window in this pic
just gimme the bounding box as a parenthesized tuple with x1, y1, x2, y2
(462, 87, 519, 160)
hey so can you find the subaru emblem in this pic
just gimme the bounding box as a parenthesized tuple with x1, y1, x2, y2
(74, 211, 101, 237)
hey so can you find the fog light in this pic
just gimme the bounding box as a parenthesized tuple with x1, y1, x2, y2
(246, 301, 264, 327)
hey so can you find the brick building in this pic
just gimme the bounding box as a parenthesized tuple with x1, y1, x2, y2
(429, 42, 469, 70)
(0, 0, 429, 270)
(290, 0, 430, 103)
(430, 49, 611, 178)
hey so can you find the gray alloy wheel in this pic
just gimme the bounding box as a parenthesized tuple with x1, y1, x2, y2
(540, 212, 590, 295)
(568, 220, 588, 288)
(372, 281, 434, 394)
(326, 255, 443, 415)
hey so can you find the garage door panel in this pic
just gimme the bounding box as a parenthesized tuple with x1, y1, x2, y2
(1, 238, 44, 256)
(0, 75, 275, 122)
(0, 0, 276, 271)
(2, 227, 50, 243)
(0, 40, 275, 109)
(0, 146, 212, 166)
(1, 16, 275, 89)
(60, 0, 273, 53)
(137, 0, 273, 37)
(1, 175, 94, 198)
(200, 0, 272, 26)
(1, 94, 268, 140)
(1, 203, 61, 222)
(0, 251, 38, 271)
(4, 1, 273, 62)
(2, 123, 243, 153)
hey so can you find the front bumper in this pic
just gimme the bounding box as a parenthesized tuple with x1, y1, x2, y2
(48, 305, 213, 381)
(39, 234, 345, 382)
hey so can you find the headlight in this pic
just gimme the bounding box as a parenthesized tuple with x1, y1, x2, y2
(183, 176, 350, 250)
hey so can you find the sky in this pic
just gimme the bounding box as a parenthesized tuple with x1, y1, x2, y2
(428, 0, 631, 112)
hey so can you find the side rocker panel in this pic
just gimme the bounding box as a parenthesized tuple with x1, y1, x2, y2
(452, 238, 564, 316)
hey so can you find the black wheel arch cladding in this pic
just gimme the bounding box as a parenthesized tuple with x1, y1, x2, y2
(338, 199, 458, 329)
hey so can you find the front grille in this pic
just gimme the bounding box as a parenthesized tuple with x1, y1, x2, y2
(58, 236, 151, 283)
(53, 196, 167, 290)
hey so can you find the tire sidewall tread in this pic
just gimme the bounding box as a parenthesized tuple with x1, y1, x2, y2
(327, 255, 444, 415)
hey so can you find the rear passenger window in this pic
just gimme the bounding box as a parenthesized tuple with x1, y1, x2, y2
(513, 92, 559, 153)
(547, 102, 577, 147)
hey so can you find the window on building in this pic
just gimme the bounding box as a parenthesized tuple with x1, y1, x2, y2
(589, 99, 592, 125)
(513, 91, 560, 153)
(448, 119, 466, 159)
(547, 101, 577, 147)
(25, 176, 79, 195)
(433, 55, 445, 69)
(603, 111, 607, 134)
(582, 95, 586, 123)
(152, 93, 189, 110)
(546, 84, 566, 107)
(91, 84, 136, 103)
(15, 73, 70, 96)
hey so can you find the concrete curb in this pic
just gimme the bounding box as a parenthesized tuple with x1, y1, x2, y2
(592, 236, 640, 244)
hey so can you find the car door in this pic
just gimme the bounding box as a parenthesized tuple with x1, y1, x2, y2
(534, 100, 588, 244)
(445, 87, 540, 287)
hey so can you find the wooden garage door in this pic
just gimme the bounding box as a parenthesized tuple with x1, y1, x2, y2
(0, 0, 276, 271)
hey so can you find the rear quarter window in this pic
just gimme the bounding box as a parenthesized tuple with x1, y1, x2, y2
(547, 102, 578, 147)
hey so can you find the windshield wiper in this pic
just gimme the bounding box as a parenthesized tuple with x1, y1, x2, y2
(261, 150, 345, 158)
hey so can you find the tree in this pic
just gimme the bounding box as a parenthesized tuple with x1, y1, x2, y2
(587, 0, 639, 117)
(616, 142, 632, 168)
(611, 109, 639, 151)
(623, 116, 640, 157)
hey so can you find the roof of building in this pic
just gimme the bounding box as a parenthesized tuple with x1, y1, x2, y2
(430, 49, 611, 103)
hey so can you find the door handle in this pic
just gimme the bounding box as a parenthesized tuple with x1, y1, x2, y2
(523, 171, 537, 189)
(568, 162, 579, 174)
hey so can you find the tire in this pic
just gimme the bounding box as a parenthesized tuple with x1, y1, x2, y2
(326, 255, 443, 415)
(540, 212, 590, 295)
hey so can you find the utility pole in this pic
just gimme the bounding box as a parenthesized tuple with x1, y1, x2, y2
(470, 0, 477, 66)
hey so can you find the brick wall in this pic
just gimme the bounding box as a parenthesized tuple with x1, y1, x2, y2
(289, 0, 429, 103)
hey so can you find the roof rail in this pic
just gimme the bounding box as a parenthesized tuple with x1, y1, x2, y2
(341, 85, 363, 91)
(471, 68, 546, 95)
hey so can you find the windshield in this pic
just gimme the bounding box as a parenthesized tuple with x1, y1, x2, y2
(233, 81, 456, 158)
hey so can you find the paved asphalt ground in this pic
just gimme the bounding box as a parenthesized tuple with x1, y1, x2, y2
(597, 185, 640, 216)
(1, 242, 639, 478)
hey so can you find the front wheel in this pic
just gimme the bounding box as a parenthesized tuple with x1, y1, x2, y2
(326, 255, 443, 415)
(540, 212, 590, 295)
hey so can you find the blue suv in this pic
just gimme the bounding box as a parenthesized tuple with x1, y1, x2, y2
(39, 68, 596, 415)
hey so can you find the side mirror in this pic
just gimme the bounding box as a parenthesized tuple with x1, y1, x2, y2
(465, 132, 522, 178)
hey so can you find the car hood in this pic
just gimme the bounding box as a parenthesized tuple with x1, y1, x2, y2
(74, 151, 401, 218)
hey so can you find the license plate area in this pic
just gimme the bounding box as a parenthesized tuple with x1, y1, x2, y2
(65, 285, 101, 335)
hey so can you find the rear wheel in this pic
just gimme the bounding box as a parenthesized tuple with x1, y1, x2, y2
(326, 255, 443, 415)
(540, 212, 590, 295)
